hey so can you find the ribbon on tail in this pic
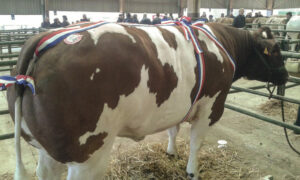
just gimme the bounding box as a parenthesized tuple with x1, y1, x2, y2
(0, 75, 35, 94)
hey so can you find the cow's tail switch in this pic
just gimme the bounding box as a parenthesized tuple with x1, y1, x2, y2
(14, 96, 30, 180)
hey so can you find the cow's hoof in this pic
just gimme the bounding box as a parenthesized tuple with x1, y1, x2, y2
(186, 172, 201, 180)
(166, 152, 178, 159)
(131, 136, 145, 142)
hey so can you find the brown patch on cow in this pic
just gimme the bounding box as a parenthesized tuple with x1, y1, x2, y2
(123, 26, 178, 107)
(7, 25, 179, 163)
(148, 63, 178, 106)
(157, 27, 177, 50)
(62, 132, 108, 162)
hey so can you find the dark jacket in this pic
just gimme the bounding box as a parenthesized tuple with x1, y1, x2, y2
(140, 18, 151, 25)
(233, 15, 245, 28)
(124, 18, 133, 23)
(61, 21, 70, 27)
(152, 17, 161, 25)
(117, 17, 124, 23)
(41, 21, 51, 28)
(198, 17, 208, 23)
(80, 18, 89, 22)
(50, 22, 61, 28)
(132, 18, 139, 24)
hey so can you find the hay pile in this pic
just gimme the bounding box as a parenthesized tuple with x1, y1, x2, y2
(0, 140, 261, 180)
(0, 173, 13, 180)
(259, 100, 298, 122)
(105, 139, 260, 179)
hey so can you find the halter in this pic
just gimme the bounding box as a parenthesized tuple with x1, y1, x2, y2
(254, 48, 286, 98)
(254, 48, 286, 79)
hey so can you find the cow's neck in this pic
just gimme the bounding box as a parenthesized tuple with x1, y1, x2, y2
(208, 24, 255, 82)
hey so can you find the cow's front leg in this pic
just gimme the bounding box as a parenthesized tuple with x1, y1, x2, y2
(186, 118, 211, 180)
(167, 124, 180, 157)
(36, 149, 66, 180)
(186, 92, 222, 179)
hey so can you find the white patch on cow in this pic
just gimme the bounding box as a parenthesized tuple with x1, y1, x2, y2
(186, 91, 221, 179)
(262, 31, 268, 39)
(136, 26, 180, 66)
(90, 68, 101, 81)
(90, 73, 95, 80)
(196, 28, 224, 63)
(87, 24, 136, 45)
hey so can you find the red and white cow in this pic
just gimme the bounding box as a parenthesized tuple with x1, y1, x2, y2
(7, 22, 287, 180)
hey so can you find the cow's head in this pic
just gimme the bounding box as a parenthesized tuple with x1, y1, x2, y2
(245, 27, 288, 85)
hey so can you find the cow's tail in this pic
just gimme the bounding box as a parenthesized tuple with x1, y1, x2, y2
(14, 96, 30, 180)
(11, 32, 48, 180)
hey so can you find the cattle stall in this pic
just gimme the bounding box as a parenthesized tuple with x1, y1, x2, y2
(0, 27, 300, 179)
(0, 28, 42, 62)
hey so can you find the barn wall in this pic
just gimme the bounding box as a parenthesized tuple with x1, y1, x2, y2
(231, 0, 267, 9)
(124, 0, 180, 13)
(0, 0, 41, 15)
(274, 0, 300, 9)
(48, 0, 119, 12)
(201, 0, 227, 9)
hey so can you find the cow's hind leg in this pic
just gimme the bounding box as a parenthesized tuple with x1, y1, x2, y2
(67, 136, 115, 180)
(36, 149, 66, 180)
(167, 124, 180, 157)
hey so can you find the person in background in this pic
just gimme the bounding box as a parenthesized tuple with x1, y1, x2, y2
(285, 12, 293, 24)
(246, 12, 252, 18)
(41, 17, 51, 28)
(140, 14, 151, 25)
(132, 14, 139, 23)
(152, 13, 161, 25)
(80, 14, 89, 22)
(169, 13, 174, 20)
(232, 8, 245, 28)
(198, 12, 208, 23)
(208, 15, 214, 22)
(50, 18, 62, 28)
(227, 13, 235, 18)
(61, 15, 70, 27)
(221, 13, 225, 18)
(124, 13, 133, 23)
(257, 11, 263, 17)
(117, 13, 124, 22)
(162, 13, 170, 21)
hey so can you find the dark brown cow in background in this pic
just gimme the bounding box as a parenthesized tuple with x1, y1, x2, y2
(7, 22, 287, 180)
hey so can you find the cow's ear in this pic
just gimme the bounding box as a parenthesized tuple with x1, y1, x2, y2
(256, 27, 273, 39)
